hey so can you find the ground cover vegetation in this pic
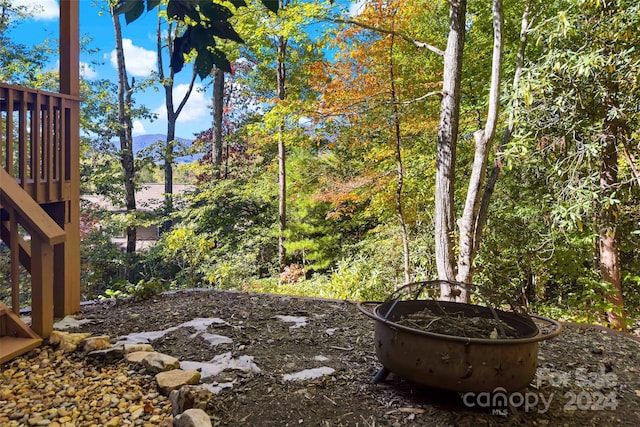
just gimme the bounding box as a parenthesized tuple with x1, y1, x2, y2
(1, 0, 639, 331)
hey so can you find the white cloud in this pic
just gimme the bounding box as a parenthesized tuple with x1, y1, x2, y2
(132, 120, 147, 136)
(110, 39, 156, 77)
(154, 83, 210, 127)
(348, 0, 367, 17)
(80, 62, 98, 79)
(11, 0, 59, 20)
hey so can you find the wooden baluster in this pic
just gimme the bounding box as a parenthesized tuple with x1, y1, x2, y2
(32, 92, 41, 201)
(0, 88, 4, 170)
(8, 206, 20, 315)
(46, 96, 54, 201)
(58, 101, 70, 200)
(6, 89, 14, 175)
(18, 90, 27, 189)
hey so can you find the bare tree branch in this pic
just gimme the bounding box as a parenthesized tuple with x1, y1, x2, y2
(174, 66, 197, 118)
(396, 91, 442, 104)
(474, 1, 532, 257)
(332, 18, 445, 57)
(621, 137, 640, 187)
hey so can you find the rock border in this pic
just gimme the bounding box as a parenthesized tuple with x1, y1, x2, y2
(48, 331, 214, 427)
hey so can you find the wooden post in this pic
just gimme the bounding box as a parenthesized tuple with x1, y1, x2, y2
(29, 238, 55, 338)
(57, 0, 81, 316)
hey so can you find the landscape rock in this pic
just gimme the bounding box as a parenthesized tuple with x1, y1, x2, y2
(89, 343, 156, 360)
(122, 343, 154, 353)
(173, 408, 212, 427)
(47, 331, 92, 353)
(53, 315, 92, 330)
(180, 352, 260, 380)
(282, 366, 335, 382)
(141, 352, 181, 373)
(81, 335, 111, 352)
(156, 370, 201, 395)
(125, 351, 180, 372)
(169, 385, 214, 416)
(125, 351, 154, 363)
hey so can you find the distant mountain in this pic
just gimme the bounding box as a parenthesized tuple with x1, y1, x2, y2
(132, 134, 202, 163)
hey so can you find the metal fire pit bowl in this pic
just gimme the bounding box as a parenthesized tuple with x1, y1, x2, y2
(358, 282, 562, 393)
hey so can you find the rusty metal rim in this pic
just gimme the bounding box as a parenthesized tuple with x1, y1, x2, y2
(357, 301, 563, 345)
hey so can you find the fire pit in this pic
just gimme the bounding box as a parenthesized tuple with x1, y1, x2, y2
(358, 281, 562, 392)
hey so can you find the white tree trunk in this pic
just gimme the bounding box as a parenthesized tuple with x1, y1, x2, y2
(456, 0, 504, 286)
(435, 0, 467, 299)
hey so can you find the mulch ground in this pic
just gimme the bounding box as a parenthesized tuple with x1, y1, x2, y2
(2, 289, 639, 426)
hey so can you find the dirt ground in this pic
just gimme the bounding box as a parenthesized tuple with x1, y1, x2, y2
(67, 289, 640, 426)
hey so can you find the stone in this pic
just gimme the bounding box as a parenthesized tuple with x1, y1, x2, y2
(48, 331, 92, 353)
(282, 366, 335, 382)
(53, 316, 92, 330)
(173, 408, 212, 427)
(27, 416, 43, 426)
(104, 416, 121, 427)
(168, 385, 214, 416)
(130, 408, 144, 420)
(140, 352, 180, 373)
(155, 370, 201, 395)
(125, 351, 154, 363)
(82, 335, 111, 352)
(123, 343, 154, 353)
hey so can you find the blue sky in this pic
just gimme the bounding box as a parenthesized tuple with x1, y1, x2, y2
(10, 0, 214, 139)
(9, 0, 366, 139)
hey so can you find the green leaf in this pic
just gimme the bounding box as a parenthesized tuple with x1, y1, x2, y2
(167, 0, 200, 22)
(198, 2, 244, 43)
(190, 26, 214, 52)
(124, 2, 145, 25)
(209, 19, 244, 44)
(199, 2, 233, 21)
(112, 1, 140, 16)
(196, 49, 231, 78)
(211, 49, 232, 74)
(170, 32, 191, 73)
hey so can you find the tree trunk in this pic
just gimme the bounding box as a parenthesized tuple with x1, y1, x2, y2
(277, 35, 288, 272)
(111, 7, 137, 271)
(435, 0, 467, 299)
(163, 112, 176, 232)
(389, 33, 411, 286)
(456, 0, 504, 287)
(212, 67, 225, 180)
(475, 2, 530, 259)
(599, 129, 625, 329)
(157, 17, 197, 232)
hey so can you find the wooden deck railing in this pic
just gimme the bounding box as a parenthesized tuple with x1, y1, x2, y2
(0, 83, 80, 339)
(0, 83, 80, 204)
(0, 168, 65, 338)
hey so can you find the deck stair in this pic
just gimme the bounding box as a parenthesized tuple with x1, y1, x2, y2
(0, 302, 42, 363)
(1, 165, 65, 364)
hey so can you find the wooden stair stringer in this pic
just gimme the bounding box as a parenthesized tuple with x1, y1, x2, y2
(0, 302, 42, 364)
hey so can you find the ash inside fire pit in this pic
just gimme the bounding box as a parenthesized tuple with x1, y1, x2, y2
(395, 306, 521, 339)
